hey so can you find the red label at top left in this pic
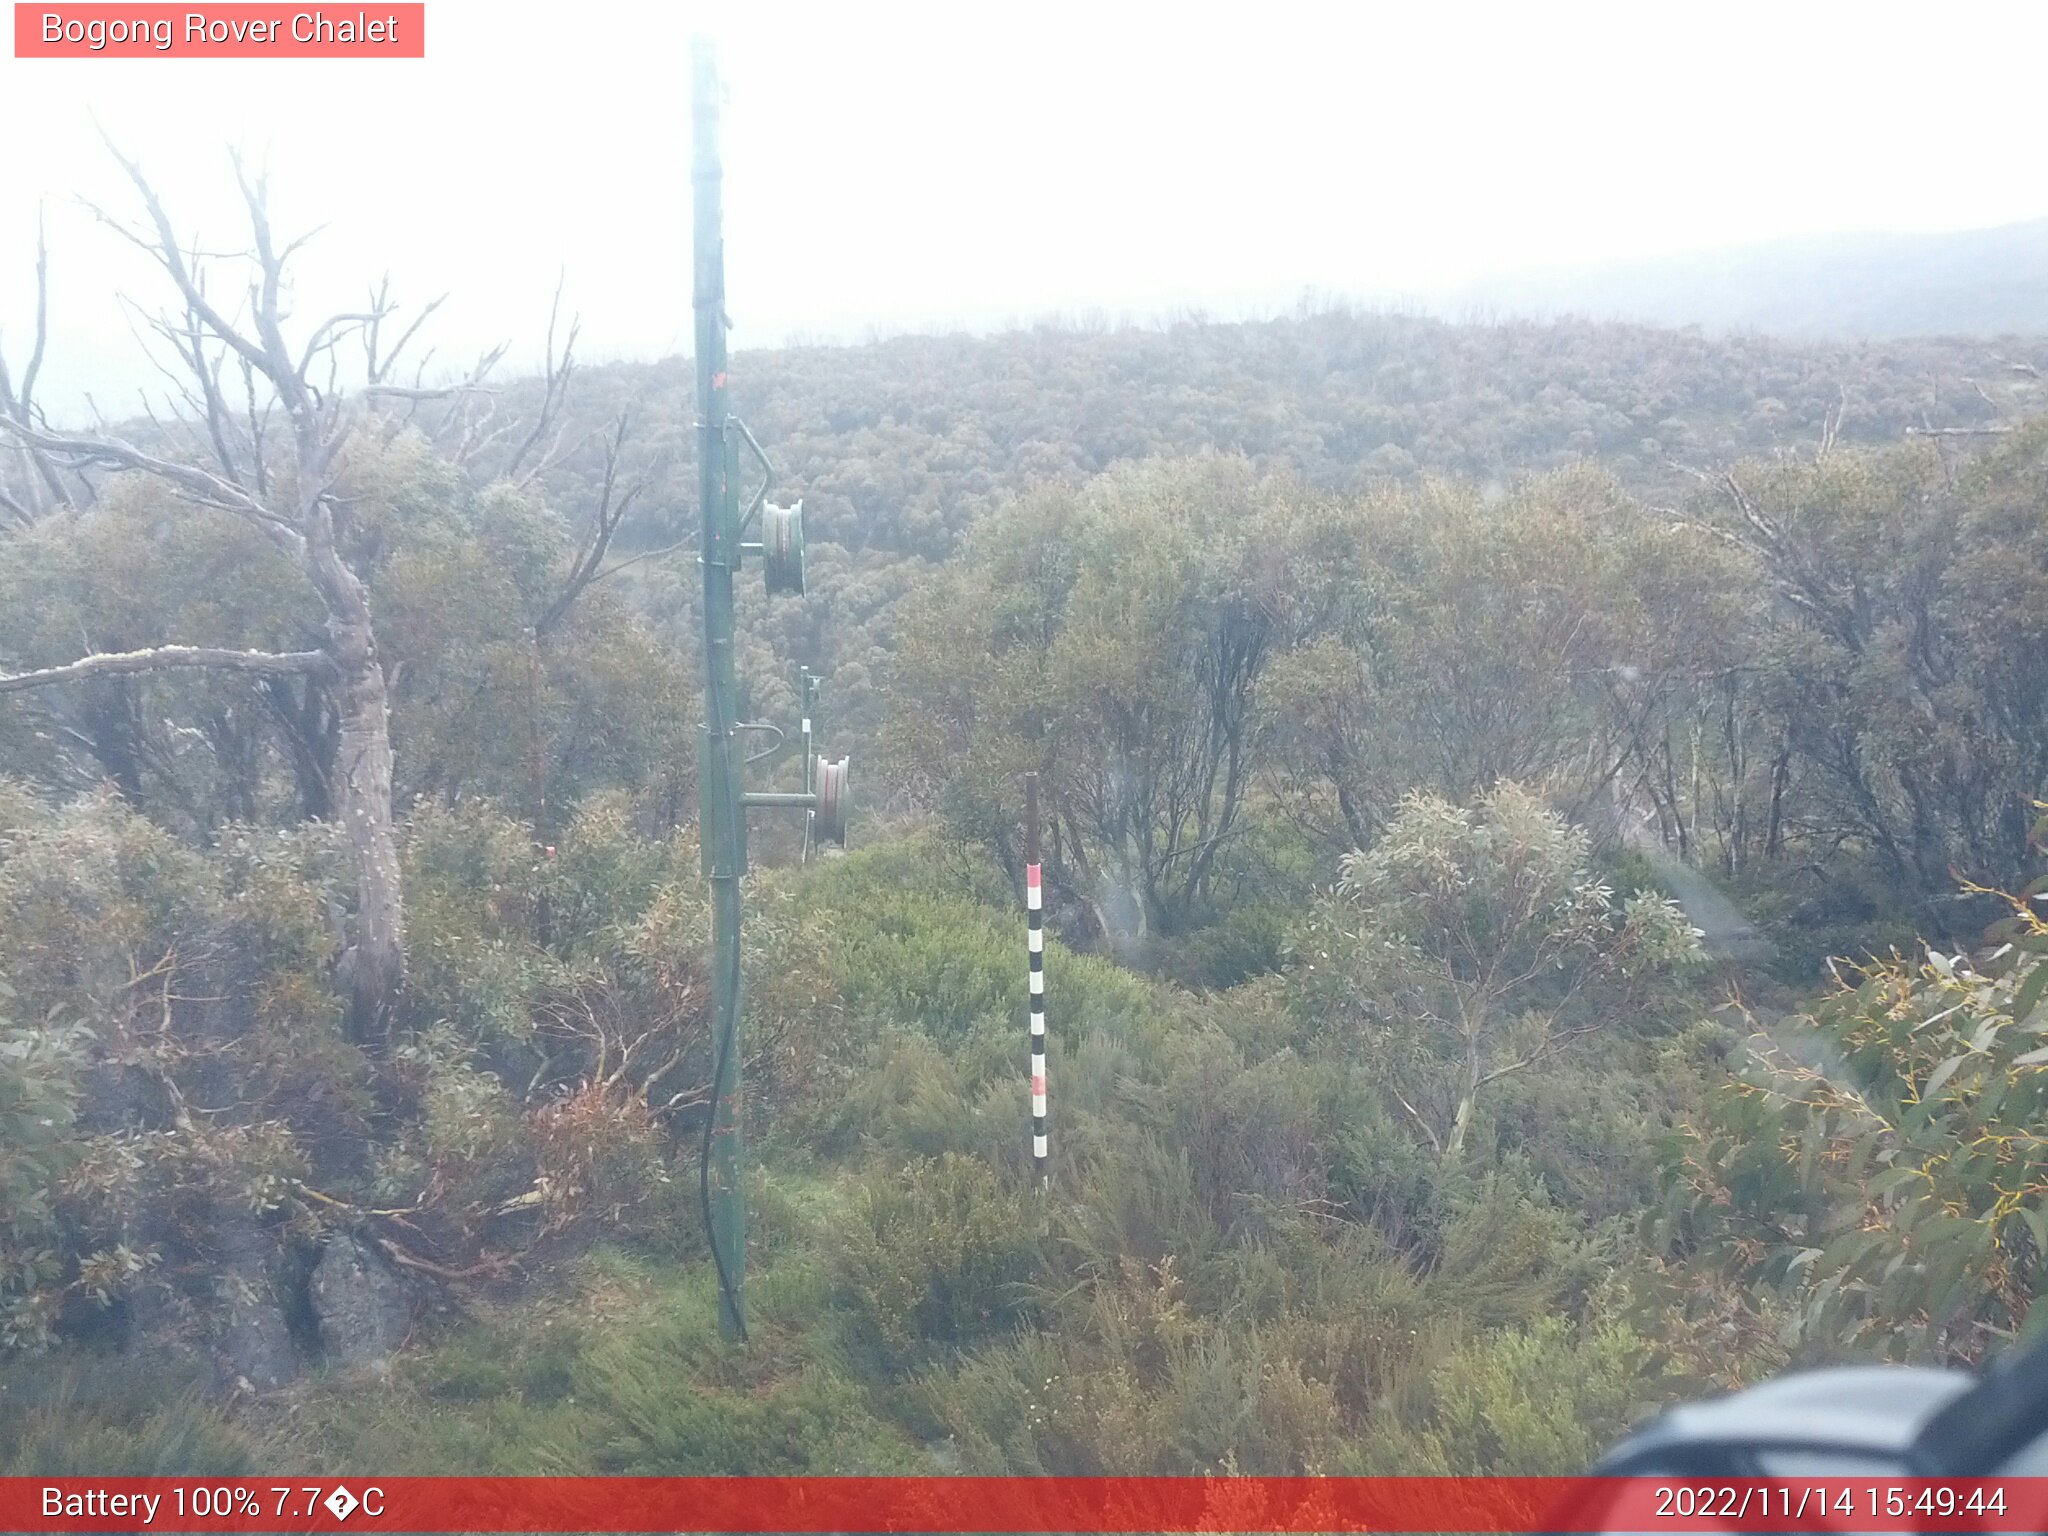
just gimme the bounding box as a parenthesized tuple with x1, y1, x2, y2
(14, 4, 426, 56)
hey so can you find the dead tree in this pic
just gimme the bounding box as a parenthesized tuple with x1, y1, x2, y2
(0, 205, 76, 525)
(0, 150, 444, 1038)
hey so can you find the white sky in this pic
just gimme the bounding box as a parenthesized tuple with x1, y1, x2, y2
(4, 0, 2047, 415)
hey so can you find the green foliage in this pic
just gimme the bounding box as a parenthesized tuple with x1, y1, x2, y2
(922, 1254, 1348, 1475)
(0, 1358, 257, 1475)
(572, 1351, 916, 1474)
(825, 882, 1018, 1039)
(370, 1024, 528, 1212)
(1268, 467, 1668, 847)
(1488, 1025, 1724, 1224)
(0, 427, 689, 847)
(1426, 1169, 1590, 1327)
(341, 432, 694, 824)
(0, 793, 349, 1350)
(1295, 783, 1704, 1161)
(1353, 1314, 1663, 1474)
(8, 294, 2045, 1472)
(0, 784, 730, 1362)
(542, 792, 693, 953)
(776, 1027, 980, 1164)
(888, 457, 1302, 943)
(796, 836, 1155, 1051)
(0, 786, 221, 1010)
(1659, 843, 2048, 1366)
(0, 987, 87, 1351)
(533, 309, 2023, 585)
(1151, 903, 1292, 991)
(0, 803, 1731, 1472)
(1613, 427, 2048, 923)
(833, 1153, 1042, 1360)
(0, 480, 319, 831)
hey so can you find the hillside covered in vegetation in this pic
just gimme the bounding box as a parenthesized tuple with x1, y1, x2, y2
(4, 179, 2048, 1477)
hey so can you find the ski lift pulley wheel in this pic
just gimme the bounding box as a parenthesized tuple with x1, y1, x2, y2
(813, 754, 850, 846)
(763, 501, 806, 596)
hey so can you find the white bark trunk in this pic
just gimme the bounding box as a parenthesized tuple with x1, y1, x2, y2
(332, 643, 403, 1037)
(314, 539, 405, 1038)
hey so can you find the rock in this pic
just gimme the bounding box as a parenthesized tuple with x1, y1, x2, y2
(309, 1232, 411, 1367)
(211, 1219, 299, 1390)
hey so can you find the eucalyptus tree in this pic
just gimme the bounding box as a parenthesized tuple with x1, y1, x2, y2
(0, 150, 615, 1036)
(1297, 783, 1704, 1162)
(1263, 466, 1681, 858)
(888, 456, 1301, 944)
(1678, 428, 2048, 905)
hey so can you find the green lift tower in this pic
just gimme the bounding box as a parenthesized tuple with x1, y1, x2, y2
(692, 34, 849, 1343)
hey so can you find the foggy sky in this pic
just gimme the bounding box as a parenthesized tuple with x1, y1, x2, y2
(4, 0, 2047, 418)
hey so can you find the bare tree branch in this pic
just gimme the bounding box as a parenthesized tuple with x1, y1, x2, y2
(0, 203, 76, 516)
(94, 132, 275, 384)
(20, 203, 51, 413)
(535, 412, 648, 636)
(297, 309, 387, 382)
(362, 382, 496, 402)
(179, 300, 248, 485)
(503, 274, 578, 479)
(0, 418, 305, 554)
(0, 644, 332, 695)
(226, 151, 306, 409)
(574, 531, 698, 589)
(363, 277, 444, 385)
(424, 341, 511, 465)
(239, 351, 271, 497)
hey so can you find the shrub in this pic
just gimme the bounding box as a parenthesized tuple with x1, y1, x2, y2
(529, 1083, 683, 1241)
(1659, 873, 2048, 1367)
(1151, 903, 1292, 991)
(0, 789, 220, 1016)
(402, 798, 552, 1047)
(1349, 1314, 1664, 1474)
(1294, 783, 1703, 1163)
(0, 991, 87, 1352)
(833, 1152, 1041, 1360)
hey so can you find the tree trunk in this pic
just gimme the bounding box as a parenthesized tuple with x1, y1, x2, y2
(1445, 1034, 1482, 1162)
(1765, 740, 1792, 860)
(79, 679, 147, 806)
(1335, 778, 1371, 852)
(1446, 1091, 1476, 1162)
(332, 647, 403, 1037)
(319, 564, 405, 1038)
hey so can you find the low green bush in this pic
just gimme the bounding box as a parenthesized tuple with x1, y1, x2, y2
(832, 1152, 1042, 1361)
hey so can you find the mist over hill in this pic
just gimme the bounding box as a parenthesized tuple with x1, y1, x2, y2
(1439, 218, 2048, 338)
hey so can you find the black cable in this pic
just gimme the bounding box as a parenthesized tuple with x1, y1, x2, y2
(697, 745, 748, 1342)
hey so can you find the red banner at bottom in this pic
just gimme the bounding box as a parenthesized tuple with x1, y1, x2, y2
(9, 1475, 2048, 1533)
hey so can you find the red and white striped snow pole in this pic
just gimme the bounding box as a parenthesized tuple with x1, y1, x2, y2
(1025, 772, 1048, 1185)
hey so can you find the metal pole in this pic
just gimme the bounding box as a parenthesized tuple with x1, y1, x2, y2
(1025, 773, 1048, 1186)
(800, 668, 817, 863)
(693, 33, 746, 1342)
